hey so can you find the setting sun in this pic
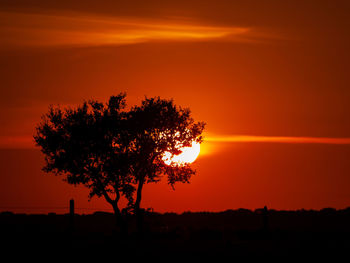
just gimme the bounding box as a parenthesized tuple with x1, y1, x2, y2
(162, 141, 201, 166)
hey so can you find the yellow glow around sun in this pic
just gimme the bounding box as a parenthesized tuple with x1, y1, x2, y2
(162, 141, 201, 166)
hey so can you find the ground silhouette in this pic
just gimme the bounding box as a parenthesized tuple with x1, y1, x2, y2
(1, 207, 350, 260)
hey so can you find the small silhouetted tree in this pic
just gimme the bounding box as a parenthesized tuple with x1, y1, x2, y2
(34, 93, 133, 233)
(126, 97, 205, 233)
(34, 94, 205, 235)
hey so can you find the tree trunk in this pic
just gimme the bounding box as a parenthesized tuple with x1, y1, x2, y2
(112, 203, 128, 237)
(134, 177, 145, 236)
(102, 189, 127, 237)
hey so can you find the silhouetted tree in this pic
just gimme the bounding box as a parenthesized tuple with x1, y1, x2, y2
(34, 94, 205, 235)
(34, 93, 133, 233)
(126, 97, 205, 233)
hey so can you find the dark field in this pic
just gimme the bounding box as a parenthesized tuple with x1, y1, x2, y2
(1, 208, 350, 260)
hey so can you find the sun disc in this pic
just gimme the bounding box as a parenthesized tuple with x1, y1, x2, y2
(163, 141, 201, 166)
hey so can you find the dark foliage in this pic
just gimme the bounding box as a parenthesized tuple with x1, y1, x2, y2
(34, 94, 205, 233)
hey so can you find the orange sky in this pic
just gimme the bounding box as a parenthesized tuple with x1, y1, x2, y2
(1, 0, 350, 213)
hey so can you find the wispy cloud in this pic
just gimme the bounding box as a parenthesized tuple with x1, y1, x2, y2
(2, 134, 350, 150)
(205, 135, 350, 145)
(0, 136, 34, 149)
(0, 11, 268, 48)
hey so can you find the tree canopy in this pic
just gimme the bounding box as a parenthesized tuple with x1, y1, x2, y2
(34, 93, 205, 232)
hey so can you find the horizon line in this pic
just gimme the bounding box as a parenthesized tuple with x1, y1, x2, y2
(1, 206, 349, 215)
